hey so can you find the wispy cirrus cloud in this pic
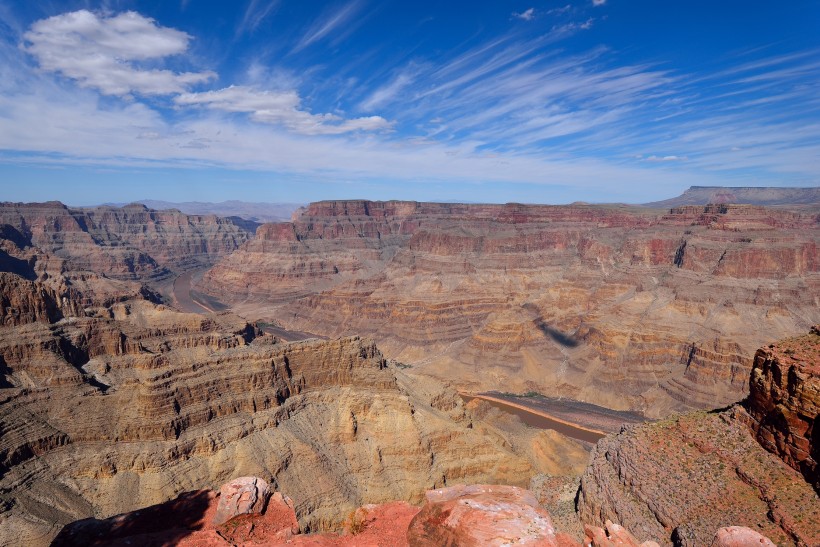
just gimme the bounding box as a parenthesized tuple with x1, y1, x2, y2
(2, 5, 819, 204)
(293, 0, 365, 52)
(237, 0, 280, 36)
(23, 10, 214, 96)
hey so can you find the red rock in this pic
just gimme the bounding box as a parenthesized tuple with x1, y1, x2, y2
(212, 476, 271, 526)
(745, 327, 820, 491)
(584, 520, 661, 547)
(406, 484, 564, 546)
(710, 526, 776, 547)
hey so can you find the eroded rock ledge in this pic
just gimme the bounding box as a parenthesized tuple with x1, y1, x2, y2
(577, 326, 820, 547)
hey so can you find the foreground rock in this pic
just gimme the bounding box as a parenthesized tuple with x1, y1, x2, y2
(199, 200, 820, 418)
(710, 526, 776, 547)
(212, 476, 271, 526)
(577, 327, 820, 546)
(584, 521, 660, 547)
(406, 484, 571, 546)
(57, 481, 762, 547)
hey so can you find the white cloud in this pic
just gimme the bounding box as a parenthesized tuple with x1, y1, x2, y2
(175, 85, 392, 135)
(512, 8, 536, 21)
(645, 155, 687, 162)
(23, 10, 214, 96)
(593, 0, 607, 5)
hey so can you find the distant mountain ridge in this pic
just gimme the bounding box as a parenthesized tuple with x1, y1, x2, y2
(644, 186, 820, 207)
(103, 200, 304, 223)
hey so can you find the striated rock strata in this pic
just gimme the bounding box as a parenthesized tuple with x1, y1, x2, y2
(746, 327, 819, 491)
(199, 200, 820, 417)
(0, 201, 251, 281)
(0, 297, 538, 546)
(577, 327, 820, 546)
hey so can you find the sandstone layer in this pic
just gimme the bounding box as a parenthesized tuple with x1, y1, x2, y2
(0, 294, 540, 546)
(199, 200, 820, 417)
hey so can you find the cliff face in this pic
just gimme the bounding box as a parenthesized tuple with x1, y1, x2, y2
(0, 201, 251, 281)
(0, 298, 537, 546)
(199, 200, 820, 417)
(576, 327, 820, 547)
(746, 327, 819, 491)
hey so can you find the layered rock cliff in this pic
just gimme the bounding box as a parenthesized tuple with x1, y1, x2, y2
(0, 201, 251, 281)
(746, 326, 819, 492)
(576, 326, 820, 546)
(0, 296, 540, 546)
(199, 200, 820, 417)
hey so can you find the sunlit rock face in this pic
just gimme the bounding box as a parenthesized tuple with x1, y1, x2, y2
(0, 294, 536, 546)
(200, 200, 820, 417)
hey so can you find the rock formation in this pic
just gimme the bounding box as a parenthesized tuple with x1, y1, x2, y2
(212, 476, 271, 526)
(54, 479, 772, 547)
(577, 327, 820, 547)
(198, 200, 820, 417)
(0, 201, 251, 282)
(710, 526, 777, 547)
(746, 326, 819, 491)
(406, 483, 575, 546)
(0, 293, 541, 546)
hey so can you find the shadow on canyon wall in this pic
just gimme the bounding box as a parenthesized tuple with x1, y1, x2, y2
(521, 303, 580, 348)
(533, 320, 580, 348)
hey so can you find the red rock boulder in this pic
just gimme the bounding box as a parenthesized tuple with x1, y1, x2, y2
(212, 476, 272, 526)
(710, 526, 776, 547)
(406, 484, 574, 546)
(584, 520, 661, 547)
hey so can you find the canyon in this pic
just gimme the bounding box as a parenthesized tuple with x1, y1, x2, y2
(197, 200, 820, 417)
(0, 196, 818, 545)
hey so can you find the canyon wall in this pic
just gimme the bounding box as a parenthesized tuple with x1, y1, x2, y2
(199, 200, 820, 417)
(0, 292, 541, 546)
(0, 201, 251, 281)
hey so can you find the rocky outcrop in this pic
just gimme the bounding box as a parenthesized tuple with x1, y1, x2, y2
(199, 200, 820, 417)
(0, 300, 538, 546)
(585, 521, 661, 547)
(710, 526, 776, 547)
(58, 480, 765, 547)
(212, 476, 271, 525)
(745, 326, 819, 492)
(577, 403, 820, 546)
(577, 326, 820, 545)
(406, 484, 575, 546)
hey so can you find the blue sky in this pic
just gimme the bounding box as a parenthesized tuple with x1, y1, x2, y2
(0, 0, 818, 205)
